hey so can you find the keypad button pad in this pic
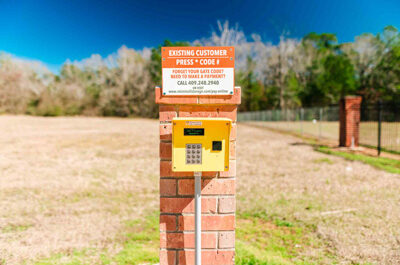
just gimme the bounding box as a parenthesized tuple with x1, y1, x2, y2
(185, 144, 202, 164)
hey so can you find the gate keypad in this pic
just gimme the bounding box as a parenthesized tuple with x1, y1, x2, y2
(186, 144, 202, 164)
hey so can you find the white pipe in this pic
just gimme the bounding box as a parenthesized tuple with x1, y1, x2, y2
(194, 172, 202, 265)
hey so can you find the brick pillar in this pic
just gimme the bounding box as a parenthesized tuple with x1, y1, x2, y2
(339, 96, 362, 147)
(157, 86, 240, 265)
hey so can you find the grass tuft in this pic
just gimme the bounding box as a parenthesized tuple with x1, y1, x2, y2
(312, 158, 334, 164)
(2, 224, 32, 233)
(112, 213, 159, 265)
(236, 213, 332, 265)
(274, 219, 294, 227)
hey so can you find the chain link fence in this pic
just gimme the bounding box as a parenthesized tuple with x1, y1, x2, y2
(238, 106, 340, 141)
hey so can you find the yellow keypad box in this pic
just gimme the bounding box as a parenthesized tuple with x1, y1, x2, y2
(172, 118, 231, 172)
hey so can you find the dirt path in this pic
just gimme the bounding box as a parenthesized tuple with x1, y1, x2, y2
(0, 116, 399, 264)
(237, 123, 400, 264)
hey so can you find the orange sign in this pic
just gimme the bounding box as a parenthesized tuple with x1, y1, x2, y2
(162, 46, 235, 95)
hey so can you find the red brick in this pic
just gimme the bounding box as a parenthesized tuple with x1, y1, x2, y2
(339, 96, 362, 147)
(160, 250, 176, 265)
(160, 142, 172, 159)
(218, 197, 235, 213)
(160, 215, 177, 232)
(178, 250, 235, 265)
(178, 215, 235, 231)
(220, 160, 236, 177)
(160, 124, 172, 140)
(201, 171, 219, 178)
(160, 232, 216, 249)
(218, 232, 235, 248)
(177, 179, 195, 195)
(229, 124, 237, 140)
(160, 197, 217, 214)
(159, 105, 177, 122)
(160, 179, 176, 196)
(156, 87, 198, 105)
(229, 141, 236, 159)
(178, 179, 235, 195)
(178, 105, 237, 121)
(160, 161, 193, 177)
(197, 87, 241, 105)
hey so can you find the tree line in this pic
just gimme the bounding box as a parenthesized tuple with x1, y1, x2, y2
(0, 21, 399, 117)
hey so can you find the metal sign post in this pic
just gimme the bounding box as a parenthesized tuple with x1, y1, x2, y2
(194, 171, 202, 265)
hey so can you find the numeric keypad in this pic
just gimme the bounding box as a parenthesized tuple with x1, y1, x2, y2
(186, 144, 202, 164)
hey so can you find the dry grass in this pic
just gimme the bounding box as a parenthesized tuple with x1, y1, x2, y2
(0, 116, 399, 264)
(237, 124, 400, 264)
(0, 116, 159, 264)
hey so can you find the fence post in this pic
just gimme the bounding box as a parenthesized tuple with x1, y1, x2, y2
(300, 108, 304, 135)
(319, 108, 323, 140)
(285, 109, 288, 130)
(377, 100, 382, 156)
(339, 96, 362, 147)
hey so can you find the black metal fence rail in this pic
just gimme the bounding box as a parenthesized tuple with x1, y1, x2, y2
(360, 102, 400, 154)
(238, 106, 340, 141)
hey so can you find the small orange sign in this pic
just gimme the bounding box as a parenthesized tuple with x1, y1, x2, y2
(162, 46, 235, 95)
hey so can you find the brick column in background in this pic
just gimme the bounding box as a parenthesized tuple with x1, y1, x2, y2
(339, 96, 362, 147)
(157, 86, 241, 265)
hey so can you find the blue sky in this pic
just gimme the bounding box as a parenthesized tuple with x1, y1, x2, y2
(0, 0, 399, 71)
